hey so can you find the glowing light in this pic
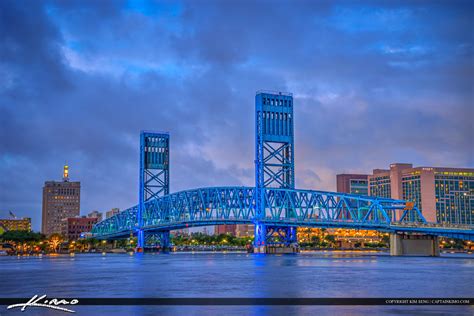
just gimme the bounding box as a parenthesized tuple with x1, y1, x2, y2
(63, 165, 69, 180)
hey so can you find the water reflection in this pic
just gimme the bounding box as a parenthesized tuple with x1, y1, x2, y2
(1, 252, 472, 315)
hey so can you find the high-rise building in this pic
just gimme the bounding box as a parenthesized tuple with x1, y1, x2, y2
(61, 216, 98, 241)
(336, 174, 369, 195)
(0, 217, 32, 233)
(105, 208, 120, 219)
(369, 163, 474, 224)
(42, 166, 81, 236)
(87, 210, 103, 222)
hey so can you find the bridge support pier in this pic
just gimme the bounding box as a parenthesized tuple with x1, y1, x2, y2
(136, 229, 144, 253)
(390, 233, 440, 256)
(253, 224, 299, 254)
(159, 231, 171, 251)
(143, 231, 171, 252)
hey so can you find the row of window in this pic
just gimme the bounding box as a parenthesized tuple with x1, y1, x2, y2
(68, 226, 94, 230)
(350, 180, 368, 195)
(144, 146, 167, 153)
(47, 188, 79, 196)
(51, 195, 79, 200)
(262, 98, 292, 107)
(435, 172, 474, 177)
(145, 137, 168, 144)
(369, 178, 391, 198)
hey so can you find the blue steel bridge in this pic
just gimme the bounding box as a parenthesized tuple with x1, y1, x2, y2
(92, 186, 474, 241)
(91, 91, 474, 253)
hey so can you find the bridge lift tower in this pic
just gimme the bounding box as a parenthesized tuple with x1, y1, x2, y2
(137, 131, 170, 251)
(254, 91, 298, 253)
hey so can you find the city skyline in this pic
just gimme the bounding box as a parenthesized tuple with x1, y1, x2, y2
(1, 1, 473, 231)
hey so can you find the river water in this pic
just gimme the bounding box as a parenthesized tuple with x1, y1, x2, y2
(1, 251, 473, 315)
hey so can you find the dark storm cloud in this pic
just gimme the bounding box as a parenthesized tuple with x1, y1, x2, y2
(0, 0, 472, 230)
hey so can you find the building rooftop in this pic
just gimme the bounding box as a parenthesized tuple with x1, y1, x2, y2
(256, 90, 293, 97)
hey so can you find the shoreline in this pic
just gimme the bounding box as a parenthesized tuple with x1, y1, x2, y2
(4, 249, 473, 256)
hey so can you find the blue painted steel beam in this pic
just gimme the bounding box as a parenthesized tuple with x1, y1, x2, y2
(138, 131, 170, 249)
(92, 186, 474, 241)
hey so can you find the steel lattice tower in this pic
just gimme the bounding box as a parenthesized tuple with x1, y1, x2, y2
(137, 131, 170, 250)
(254, 91, 296, 251)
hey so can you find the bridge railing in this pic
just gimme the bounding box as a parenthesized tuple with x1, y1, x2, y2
(390, 222, 474, 230)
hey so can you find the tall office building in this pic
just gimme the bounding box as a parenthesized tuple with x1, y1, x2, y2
(42, 166, 81, 235)
(369, 163, 474, 224)
(336, 174, 369, 195)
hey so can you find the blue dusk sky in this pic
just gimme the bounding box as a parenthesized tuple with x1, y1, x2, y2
(0, 0, 473, 231)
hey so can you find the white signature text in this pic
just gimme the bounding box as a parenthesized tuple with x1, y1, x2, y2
(7, 294, 78, 313)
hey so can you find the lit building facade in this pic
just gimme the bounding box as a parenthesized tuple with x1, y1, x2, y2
(336, 174, 369, 195)
(369, 163, 474, 224)
(0, 218, 32, 233)
(236, 224, 254, 237)
(214, 224, 254, 237)
(61, 217, 98, 241)
(297, 228, 384, 248)
(42, 166, 81, 236)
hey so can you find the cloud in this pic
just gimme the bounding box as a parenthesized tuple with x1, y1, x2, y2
(0, 0, 472, 230)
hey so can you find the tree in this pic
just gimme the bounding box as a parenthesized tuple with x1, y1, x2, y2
(311, 236, 321, 244)
(325, 234, 336, 246)
(48, 234, 63, 253)
(0, 230, 44, 243)
(1, 231, 45, 253)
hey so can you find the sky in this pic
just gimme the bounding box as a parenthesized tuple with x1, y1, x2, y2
(0, 0, 473, 231)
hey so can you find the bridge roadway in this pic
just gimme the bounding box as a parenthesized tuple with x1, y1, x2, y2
(91, 186, 474, 241)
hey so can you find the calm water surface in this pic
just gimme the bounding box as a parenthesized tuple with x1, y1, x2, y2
(1, 251, 473, 315)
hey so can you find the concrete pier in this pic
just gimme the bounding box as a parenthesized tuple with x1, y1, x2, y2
(254, 245, 299, 254)
(390, 233, 440, 256)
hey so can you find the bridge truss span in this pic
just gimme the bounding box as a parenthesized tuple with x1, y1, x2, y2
(91, 186, 427, 239)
